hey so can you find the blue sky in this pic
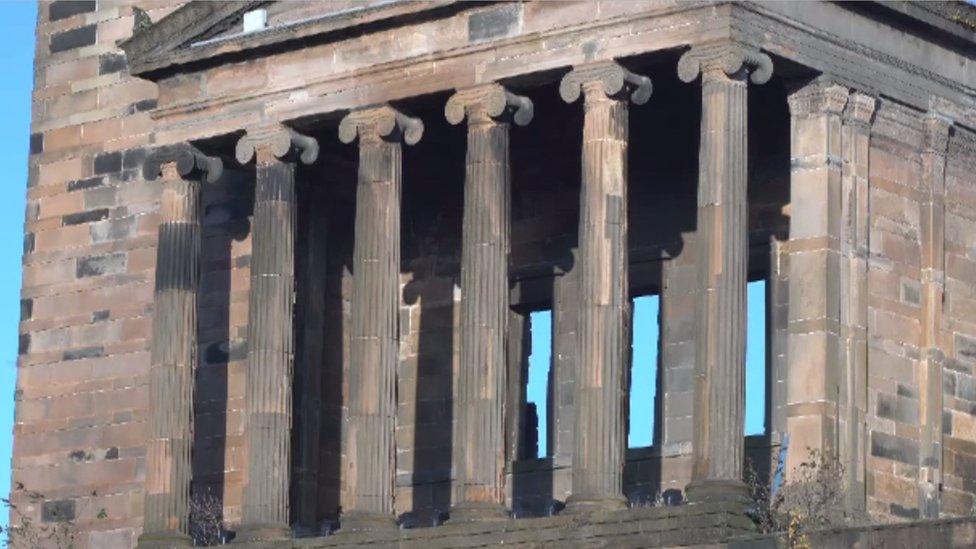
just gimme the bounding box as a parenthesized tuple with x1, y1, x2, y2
(527, 281, 766, 457)
(1, 1, 35, 533)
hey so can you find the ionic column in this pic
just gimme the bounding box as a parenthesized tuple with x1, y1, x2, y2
(838, 92, 876, 513)
(559, 61, 652, 512)
(235, 126, 319, 541)
(139, 146, 222, 548)
(445, 85, 533, 521)
(338, 106, 423, 531)
(677, 44, 772, 503)
(918, 112, 952, 518)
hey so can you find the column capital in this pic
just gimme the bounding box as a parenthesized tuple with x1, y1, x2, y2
(787, 79, 849, 117)
(559, 60, 652, 105)
(677, 42, 772, 85)
(445, 84, 533, 127)
(339, 105, 424, 145)
(144, 144, 223, 183)
(843, 92, 878, 129)
(235, 125, 319, 166)
(923, 112, 953, 155)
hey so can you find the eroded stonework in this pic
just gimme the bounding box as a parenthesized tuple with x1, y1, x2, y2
(14, 1, 976, 547)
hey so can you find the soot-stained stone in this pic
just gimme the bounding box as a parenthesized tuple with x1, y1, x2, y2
(94, 151, 123, 175)
(29, 133, 42, 155)
(63, 346, 103, 361)
(20, 298, 32, 321)
(99, 53, 127, 75)
(68, 176, 104, 192)
(49, 1, 96, 22)
(50, 25, 96, 54)
(62, 208, 109, 226)
(76, 252, 126, 278)
(41, 499, 75, 523)
(468, 3, 520, 42)
(870, 431, 919, 465)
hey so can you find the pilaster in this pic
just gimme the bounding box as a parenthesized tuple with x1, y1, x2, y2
(678, 43, 772, 504)
(784, 78, 849, 482)
(139, 145, 222, 548)
(338, 105, 423, 531)
(445, 84, 533, 521)
(235, 126, 318, 542)
(838, 91, 876, 513)
(559, 60, 652, 513)
(918, 111, 953, 518)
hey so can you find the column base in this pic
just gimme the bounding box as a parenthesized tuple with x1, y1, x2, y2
(449, 501, 509, 523)
(137, 531, 193, 548)
(685, 478, 750, 505)
(564, 494, 628, 515)
(233, 522, 290, 543)
(340, 510, 398, 533)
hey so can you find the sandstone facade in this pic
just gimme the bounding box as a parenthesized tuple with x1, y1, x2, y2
(13, 1, 976, 547)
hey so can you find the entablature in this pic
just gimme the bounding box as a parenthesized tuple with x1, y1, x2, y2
(121, 0, 976, 147)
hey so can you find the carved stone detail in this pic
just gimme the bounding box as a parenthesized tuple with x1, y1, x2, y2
(677, 43, 773, 85)
(445, 84, 533, 127)
(559, 61, 652, 105)
(787, 79, 849, 117)
(144, 144, 223, 183)
(235, 126, 319, 165)
(923, 112, 953, 155)
(843, 92, 878, 129)
(339, 105, 424, 145)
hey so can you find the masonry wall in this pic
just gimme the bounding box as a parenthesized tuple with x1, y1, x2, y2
(16, 2, 182, 547)
(14, 0, 976, 547)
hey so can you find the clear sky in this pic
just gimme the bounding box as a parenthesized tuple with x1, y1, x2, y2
(527, 281, 766, 457)
(1, 1, 36, 534)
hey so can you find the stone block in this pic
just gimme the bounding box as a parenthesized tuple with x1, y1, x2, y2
(41, 499, 76, 522)
(48, 0, 96, 22)
(871, 430, 919, 465)
(76, 251, 126, 278)
(49, 25, 97, 54)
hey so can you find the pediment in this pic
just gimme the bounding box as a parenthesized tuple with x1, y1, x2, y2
(119, 0, 460, 80)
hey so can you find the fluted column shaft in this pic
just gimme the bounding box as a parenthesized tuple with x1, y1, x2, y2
(242, 154, 297, 536)
(143, 165, 201, 544)
(347, 135, 400, 521)
(338, 106, 422, 530)
(140, 146, 220, 549)
(558, 62, 650, 512)
(456, 110, 510, 511)
(689, 67, 749, 495)
(572, 82, 629, 508)
(445, 85, 532, 520)
(235, 126, 318, 541)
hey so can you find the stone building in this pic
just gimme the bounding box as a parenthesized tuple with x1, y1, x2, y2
(12, 0, 976, 547)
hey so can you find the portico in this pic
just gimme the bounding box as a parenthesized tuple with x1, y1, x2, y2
(119, 1, 976, 546)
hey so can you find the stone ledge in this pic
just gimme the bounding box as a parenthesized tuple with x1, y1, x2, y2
(231, 503, 753, 548)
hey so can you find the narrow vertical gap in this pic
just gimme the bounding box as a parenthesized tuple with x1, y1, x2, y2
(526, 310, 552, 458)
(628, 295, 660, 448)
(745, 279, 767, 436)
